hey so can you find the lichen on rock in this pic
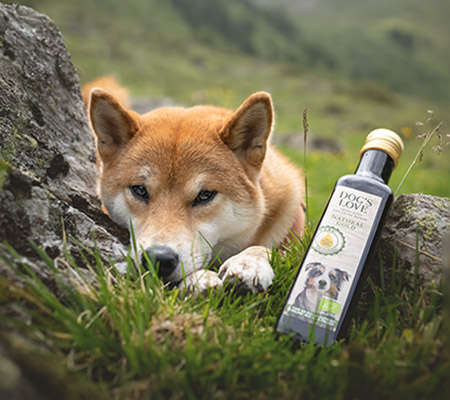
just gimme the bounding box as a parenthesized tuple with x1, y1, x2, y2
(380, 193, 450, 286)
(0, 3, 128, 284)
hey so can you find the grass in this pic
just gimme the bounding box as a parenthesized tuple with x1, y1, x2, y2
(2, 105, 447, 397)
(0, 225, 446, 399)
(282, 111, 450, 223)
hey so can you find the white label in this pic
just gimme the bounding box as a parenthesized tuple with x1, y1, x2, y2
(284, 186, 382, 331)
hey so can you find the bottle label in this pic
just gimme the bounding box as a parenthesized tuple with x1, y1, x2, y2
(283, 186, 382, 332)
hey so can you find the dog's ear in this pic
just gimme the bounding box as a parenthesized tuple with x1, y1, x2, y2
(305, 262, 321, 271)
(336, 269, 350, 281)
(305, 263, 314, 271)
(88, 88, 141, 164)
(220, 92, 273, 171)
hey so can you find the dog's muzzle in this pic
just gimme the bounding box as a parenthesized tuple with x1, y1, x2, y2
(141, 245, 179, 278)
(318, 279, 327, 289)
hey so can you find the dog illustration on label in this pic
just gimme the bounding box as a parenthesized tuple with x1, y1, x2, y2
(293, 262, 350, 314)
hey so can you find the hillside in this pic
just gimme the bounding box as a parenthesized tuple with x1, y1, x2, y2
(253, 0, 450, 100)
(20, 0, 450, 102)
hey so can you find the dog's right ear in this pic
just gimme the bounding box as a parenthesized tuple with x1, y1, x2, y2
(88, 89, 140, 164)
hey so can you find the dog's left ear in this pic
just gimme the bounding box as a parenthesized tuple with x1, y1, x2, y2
(220, 92, 273, 170)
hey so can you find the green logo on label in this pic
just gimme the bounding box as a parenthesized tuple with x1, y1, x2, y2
(319, 297, 341, 315)
(312, 226, 345, 255)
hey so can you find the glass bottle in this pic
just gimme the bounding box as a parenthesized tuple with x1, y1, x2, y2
(277, 129, 404, 346)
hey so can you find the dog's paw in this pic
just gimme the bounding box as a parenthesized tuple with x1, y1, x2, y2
(178, 270, 223, 296)
(218, 246, 274, 295)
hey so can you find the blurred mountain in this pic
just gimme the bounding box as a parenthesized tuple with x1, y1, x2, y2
(252, 0, 450, 100)
(19, 0, 450, 101)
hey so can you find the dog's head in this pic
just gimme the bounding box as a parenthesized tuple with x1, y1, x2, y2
(303, 262, 350, 298)
(88, 89, 274, 284)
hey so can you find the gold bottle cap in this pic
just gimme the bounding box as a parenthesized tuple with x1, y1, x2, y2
(360, 128, 404, 168)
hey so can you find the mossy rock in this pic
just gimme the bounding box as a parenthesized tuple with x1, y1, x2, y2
(381, 193, 450, 286)
(0, 3, 128, 284)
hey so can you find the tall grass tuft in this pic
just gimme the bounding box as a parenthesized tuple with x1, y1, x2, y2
(395, 111, 448, 195)
(302, 108, 310, 224)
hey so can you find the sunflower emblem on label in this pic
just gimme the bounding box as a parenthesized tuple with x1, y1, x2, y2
(312, 226, 346, 255)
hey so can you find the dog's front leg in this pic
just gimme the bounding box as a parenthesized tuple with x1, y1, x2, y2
(178, 270, 223, 296)
(218, 246, 274, 294)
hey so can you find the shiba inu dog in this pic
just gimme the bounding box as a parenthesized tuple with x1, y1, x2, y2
(86, 81, 305, 295)
(294, 262, 350, 311)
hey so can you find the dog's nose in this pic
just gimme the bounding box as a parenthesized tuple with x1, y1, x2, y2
(318, 280, 327, 289)
(141, 246, 179, 277)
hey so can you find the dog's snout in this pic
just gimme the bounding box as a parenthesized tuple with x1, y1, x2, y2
(141, 246, 179, 277)
(318, 279, 327, 289)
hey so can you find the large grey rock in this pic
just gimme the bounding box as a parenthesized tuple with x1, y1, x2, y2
(381, 193, 450, 285)
(0, 3, 128, 284)
(0, 5, 129, 397)
(0, 334, 106, 400)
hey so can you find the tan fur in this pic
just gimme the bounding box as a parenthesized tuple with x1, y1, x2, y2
(85, 79, 305, 291)
(81, 76, 130, 110)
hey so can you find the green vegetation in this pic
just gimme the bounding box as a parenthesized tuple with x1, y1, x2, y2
(1, 237, 446, 399)
(0, 159, 10, 190)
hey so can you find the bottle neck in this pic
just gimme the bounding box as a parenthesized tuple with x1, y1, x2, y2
(355, 149, 394, 184)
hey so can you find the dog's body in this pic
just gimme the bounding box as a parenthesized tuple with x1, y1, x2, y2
(294, 262, 350, 311)
(86, 78, 305, 294)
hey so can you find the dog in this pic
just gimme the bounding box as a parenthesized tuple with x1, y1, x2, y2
(84, 78, 305, 295)
(82, 75, 130, 111)
(294, 262, 350, 312)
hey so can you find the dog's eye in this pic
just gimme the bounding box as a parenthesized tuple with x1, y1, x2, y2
(130, 185, 149, 201)
(193, 190, 217, 206)
(329, 274, 337, 282)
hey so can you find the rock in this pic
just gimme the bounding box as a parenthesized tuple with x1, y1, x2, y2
(0, 5, 128, 395)
(0, 3, 128, 285)
(381, 194, 450, 286)
(0, 340, 46, 400)
(0, 334, 106, 400)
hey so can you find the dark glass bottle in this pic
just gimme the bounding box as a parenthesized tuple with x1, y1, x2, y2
(277, 129, 403, 346)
